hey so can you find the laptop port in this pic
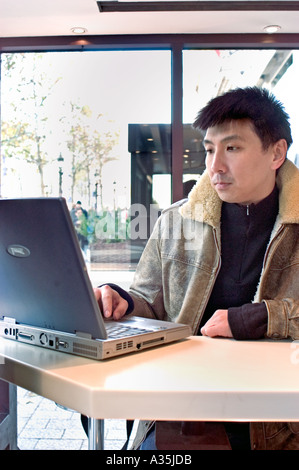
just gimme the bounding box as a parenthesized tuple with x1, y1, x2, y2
(18, 332, 34, 341)
(39, 333, 48, 345)
(56, 340, 69, 349)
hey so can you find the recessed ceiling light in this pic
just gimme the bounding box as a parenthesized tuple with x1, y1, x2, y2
(71, 27, 88, 34)
(263, 25, 281, 34)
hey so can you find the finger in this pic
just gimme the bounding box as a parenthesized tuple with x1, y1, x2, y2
(200, 323, 216, 337)
(112, 297, 129, 321)
(93, 287, 104, 314)
(205, 325, 217, 337)
(93, 287, 102, 302)
(98, 285, 113, 318)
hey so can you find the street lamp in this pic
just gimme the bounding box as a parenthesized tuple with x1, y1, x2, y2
(58, 153, 64, 197)
(113, 180, 116, 213)
(94, 170, 99, 212)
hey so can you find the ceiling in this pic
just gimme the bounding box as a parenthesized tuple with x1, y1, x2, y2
(1, 0, 299, 38)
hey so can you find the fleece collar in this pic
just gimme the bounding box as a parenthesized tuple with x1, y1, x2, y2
(179, 159, 299, 228)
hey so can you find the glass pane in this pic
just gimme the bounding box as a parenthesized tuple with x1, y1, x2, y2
(0, 50, 171, 283)
(183, 49, 299, 195)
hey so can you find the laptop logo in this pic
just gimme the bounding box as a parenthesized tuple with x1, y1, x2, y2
(7, 245, 31, 258)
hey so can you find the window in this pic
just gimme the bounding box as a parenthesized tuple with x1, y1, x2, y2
(1, 50, 171, 281)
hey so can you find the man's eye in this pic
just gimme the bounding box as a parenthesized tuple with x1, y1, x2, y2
(227, 146, 239, 151)
(205, 148, 213, 154)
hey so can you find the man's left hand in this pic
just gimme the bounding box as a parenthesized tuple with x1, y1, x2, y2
(200, 309, 233, 338)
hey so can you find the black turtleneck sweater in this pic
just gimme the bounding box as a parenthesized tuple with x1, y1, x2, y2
(199, 185, 279, 340)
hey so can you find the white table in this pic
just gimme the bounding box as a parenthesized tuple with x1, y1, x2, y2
(1, 336, 299, 449)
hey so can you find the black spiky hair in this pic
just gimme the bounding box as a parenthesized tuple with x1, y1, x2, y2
(194, 87, 292, 150)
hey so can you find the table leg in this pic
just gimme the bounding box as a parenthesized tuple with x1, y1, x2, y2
(88, 417, 104, 450)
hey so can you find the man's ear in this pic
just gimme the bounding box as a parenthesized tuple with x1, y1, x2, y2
(272, 139, 287, 170)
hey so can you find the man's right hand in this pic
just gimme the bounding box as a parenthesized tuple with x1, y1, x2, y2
(94, 285, 128, 321)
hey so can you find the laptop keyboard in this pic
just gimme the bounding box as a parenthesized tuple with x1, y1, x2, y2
(105, 324, 151, 339)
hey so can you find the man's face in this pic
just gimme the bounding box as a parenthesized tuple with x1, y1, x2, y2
(203, 119, 286, 205)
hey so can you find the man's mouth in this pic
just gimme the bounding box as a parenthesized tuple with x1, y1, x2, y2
(213, 179, 232, 190)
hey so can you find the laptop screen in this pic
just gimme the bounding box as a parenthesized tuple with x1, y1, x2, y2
(0, 198, 107, 339)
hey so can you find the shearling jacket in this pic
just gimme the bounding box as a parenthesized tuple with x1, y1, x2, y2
(129, 159, 299, 450)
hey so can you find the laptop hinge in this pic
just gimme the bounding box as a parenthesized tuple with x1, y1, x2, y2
(3, 316, 17, 324)
(75, 331, 92, 340)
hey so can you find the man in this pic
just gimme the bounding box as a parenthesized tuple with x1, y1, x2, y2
(94, 87, 299, 450)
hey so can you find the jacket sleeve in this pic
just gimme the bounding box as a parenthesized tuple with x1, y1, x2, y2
(264, 298, 299, 340)
(254, 222, 299, 341)
(228, 302, 268, 340)
(128, 218, 169, 321)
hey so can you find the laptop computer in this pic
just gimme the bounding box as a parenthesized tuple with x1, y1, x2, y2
(0, 197, 191, 360)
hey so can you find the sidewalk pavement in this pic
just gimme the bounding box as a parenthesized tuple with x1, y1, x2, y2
(17, 386, 134, 450)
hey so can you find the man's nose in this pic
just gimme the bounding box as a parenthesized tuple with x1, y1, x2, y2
(210, 148, 226, 173)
